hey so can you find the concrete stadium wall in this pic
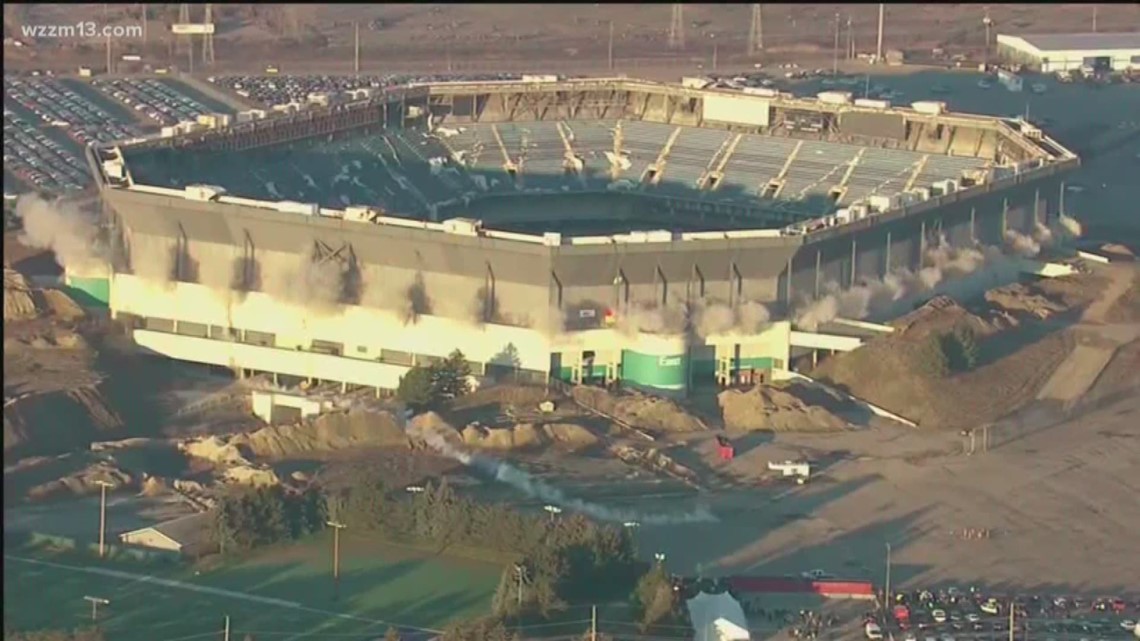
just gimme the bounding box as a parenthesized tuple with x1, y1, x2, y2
(786, 172, 1066, 305)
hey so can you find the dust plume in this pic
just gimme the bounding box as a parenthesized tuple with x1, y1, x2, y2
(793, 236, 991, 331)
(1058, 214, 1083, 238)
(362, 271, 433, 325)
(14, 194, 108, 275)
(693, 300, 772, 337)
(1004, 229, 1042, 258)
(267, 252, 350, 316)
(616, 302, 687, 336)
(413, 418, 717, 525)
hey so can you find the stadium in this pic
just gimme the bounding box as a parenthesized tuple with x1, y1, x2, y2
(82, 76, 1078, 396)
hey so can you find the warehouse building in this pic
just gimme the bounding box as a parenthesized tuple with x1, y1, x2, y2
(996, 32, 1140, 73)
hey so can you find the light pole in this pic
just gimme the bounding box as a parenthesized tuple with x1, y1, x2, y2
(884, 542, 892, 605)
(96, 480, 113, 558)
(543, 504, 563, 521)
(832, 13, 841, 76)
(514, 563, 529, 614)
(405, 485, 425, 494)
(84, 596, 110, 623)
(326, 520, 346, 600)
(654, 552, 666, 565)
(982, 9, 994, 71)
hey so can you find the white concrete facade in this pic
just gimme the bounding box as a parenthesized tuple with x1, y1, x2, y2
(996, 33, 1140, 72)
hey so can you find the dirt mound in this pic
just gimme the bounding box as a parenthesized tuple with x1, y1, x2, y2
(611, 444, 701, 487)
(40, 288, 85, 320)
(223, 464, 280, 487)
(25, 460, 133, 502)
(4, 384, 125, 459)
(139, 474, 169, 496)
(179, 435, 252, 466)
(985, 284, 1068, 320)
(215, 408, 408, 461)
(815, 292, 1076, 430)
(3, 267, 38, 321)
(571, 386, 705, 434)
(459, 422, 599, 451)
(718, 384, 850, 433)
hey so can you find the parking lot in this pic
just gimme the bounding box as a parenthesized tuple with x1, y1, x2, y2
(206, 72, 523, 108)
(3, 78, 148, 195)
(91, 77, 230, 128)
(879, 589, 1139, 641)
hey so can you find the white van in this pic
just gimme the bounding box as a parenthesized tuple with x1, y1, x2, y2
(865, 622, 884, 640)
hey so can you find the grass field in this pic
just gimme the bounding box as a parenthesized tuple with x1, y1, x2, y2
(4, 532, 502, 640)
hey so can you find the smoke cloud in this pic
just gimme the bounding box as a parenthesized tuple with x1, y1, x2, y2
(15, 194, 108, 275)
(1058, 214, 1083, 238)
(267, 251, 351, 316)
(616, 302, 688, 336)
(793, 236, 991, 331)
(1004, 221, 1056, 258)
(413, 418, 717, 525)
(693, 300, 772, 337)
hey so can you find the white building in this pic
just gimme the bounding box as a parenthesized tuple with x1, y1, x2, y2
(996, 32, 1140, 73)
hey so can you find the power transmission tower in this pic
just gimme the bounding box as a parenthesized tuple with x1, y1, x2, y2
(175, 3, 191, 57)
(202, 3, 215, 65)
(748, 4, 764, 55)
(669, 3, 685, 50)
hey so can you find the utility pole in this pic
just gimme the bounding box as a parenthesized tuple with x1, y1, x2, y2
(832, 13, 841, 76)
(748, 4, 764, 55)
(669, 3, 685, 50)
(105, 31, 113, 75)
(1008, 599, 1015, 641)
(591, 605, 598, 641)
(884, 542, 892, 605)
(354, 22, 361, 74)
(712, 42, 719, 71)
(982, 7, 994, 71)
(140, 3, 147, 46)
(223, 615, 231, 641)
(96, 480, 112, 558)
(326, 520, 346, 600)
(876, 3, 885, 64)
(84, 596, 109, 623)
(1092, 5, 1098, 32)
(846, 16, 854, 60)
(202, 3, 215, 66)
(608, 21, 614, 71)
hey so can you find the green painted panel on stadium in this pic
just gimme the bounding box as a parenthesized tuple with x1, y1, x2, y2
(64, 276, 111, 308)
(620, 350, 688, 392)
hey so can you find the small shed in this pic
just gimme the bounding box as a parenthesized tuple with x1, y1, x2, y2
(119, 512, 214, 558)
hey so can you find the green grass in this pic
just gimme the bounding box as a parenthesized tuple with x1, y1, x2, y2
(4, 532, 502, 640)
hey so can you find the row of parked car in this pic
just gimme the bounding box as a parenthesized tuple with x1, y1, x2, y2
(4, 78, 142, 195)
(879, 588, 1140, 641)
(206, 72, 522, 108)
(91, 77, 218, 128)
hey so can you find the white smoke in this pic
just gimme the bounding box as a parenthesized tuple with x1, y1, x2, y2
(267, 252, 349, 315)
(616, 302, 687, 336)
(1058, 214, 1083, 238)
(793, 236, 990, 331)
(413, 419, 717, 525)
(693, 300, 772, 337)
(14, 194, 108, 275)
(1004, 221, 1056, 258)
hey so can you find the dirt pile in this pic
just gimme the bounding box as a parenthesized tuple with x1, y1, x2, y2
(178, 435, 252, 467)
(985, 284, 1068, 320)
(459, 422, 599, 451)
(718, 384, 850, 433)
(25, 460, 133, 502)
(4, 384, 125, 459)
(814, 292, 1075, 430)
(3, 267, 38, 321)
(571, 386, 706, 434)
(237, 408, 409, 459)
(610, 444, 701, 487)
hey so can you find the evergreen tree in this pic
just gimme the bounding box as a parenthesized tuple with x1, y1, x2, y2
(397, 366, 435, 409)
(431, 349, 472, 400)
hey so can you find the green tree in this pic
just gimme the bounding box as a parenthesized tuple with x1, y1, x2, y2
(916, 334, 951, 378)
(397, 366, 435, 409)
(383, 627, 402, 641)
(632, 563, 676, 631)
(442, 617, 516, 641)
(431, 349, 472, 400)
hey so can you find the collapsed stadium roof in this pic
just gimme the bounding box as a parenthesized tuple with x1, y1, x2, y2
(92, 76, 1078, 247)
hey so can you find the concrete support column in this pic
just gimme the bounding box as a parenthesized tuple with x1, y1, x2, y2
(1033, 187, 1042, 226)
(919, 220, 927, 261)
(850, 237, 858, 287)
(814, 249, 822, 298)
(969, 207, 977, 244)
(1001, 197, 1009, 235)
(884, 230, 892, 277)
(785, 255, 793, 306)
(1059, 180, 1066, 217)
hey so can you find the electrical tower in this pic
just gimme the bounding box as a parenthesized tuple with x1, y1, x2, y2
(175, 3, 192, 58)
(669, 4, 685, 50)
(748, 4, 764, 55)
(202, 3, 215, 65)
